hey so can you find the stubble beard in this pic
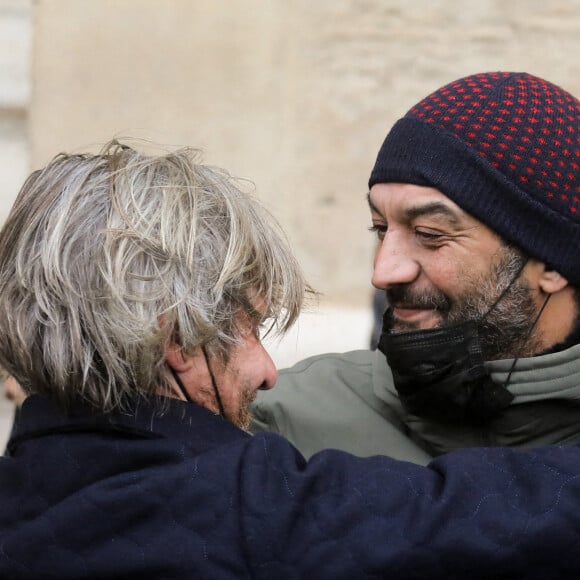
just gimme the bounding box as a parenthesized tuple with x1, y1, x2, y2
(234, 387, 258, 431)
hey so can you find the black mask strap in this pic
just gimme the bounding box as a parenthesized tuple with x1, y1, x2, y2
(170, 366, 193, 403)
(202, 345, 227, 420)
(501, 292, 552, 388)
(478, 256, 528, 322)
(169, 346, 227, 421)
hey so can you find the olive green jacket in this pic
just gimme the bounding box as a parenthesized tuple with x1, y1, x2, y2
(250, 344, 580, 465)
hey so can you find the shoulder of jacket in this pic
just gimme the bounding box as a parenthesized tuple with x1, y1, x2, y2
(279, 349, 375, 377)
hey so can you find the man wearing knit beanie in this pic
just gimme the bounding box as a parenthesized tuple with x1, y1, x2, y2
(252, 71, 580, 466)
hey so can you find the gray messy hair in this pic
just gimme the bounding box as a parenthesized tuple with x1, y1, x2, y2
(0, 139, 306, 412)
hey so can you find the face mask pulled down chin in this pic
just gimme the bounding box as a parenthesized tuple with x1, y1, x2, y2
(378, 309, 514, 424)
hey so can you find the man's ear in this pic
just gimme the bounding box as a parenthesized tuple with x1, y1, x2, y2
(165, 342, 194, 372)
(538, 267, 569, 294)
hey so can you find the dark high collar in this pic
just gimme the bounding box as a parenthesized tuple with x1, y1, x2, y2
(7, 393, 249, 457)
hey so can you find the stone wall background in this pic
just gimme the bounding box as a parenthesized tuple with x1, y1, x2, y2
(0, 0, 30, 451)
(28, 0, 580, 307)
(0, 0, 30, 221)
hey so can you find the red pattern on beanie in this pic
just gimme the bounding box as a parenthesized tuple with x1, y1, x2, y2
(409, 72, 580, 217)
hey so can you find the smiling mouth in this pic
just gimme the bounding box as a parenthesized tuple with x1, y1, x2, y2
(391, 306, 441, 329)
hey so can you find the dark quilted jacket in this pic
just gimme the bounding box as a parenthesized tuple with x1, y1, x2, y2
(1, 394, 580, 579)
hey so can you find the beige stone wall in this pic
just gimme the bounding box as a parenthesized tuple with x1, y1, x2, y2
(30, 0, 580, 306)
(0, 0, 31, 450)
(0, 0, 31, 221)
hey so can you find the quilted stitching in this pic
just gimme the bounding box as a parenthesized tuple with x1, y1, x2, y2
(2, 396, 580, 579)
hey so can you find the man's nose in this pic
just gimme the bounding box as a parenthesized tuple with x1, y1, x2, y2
(259, 350, 278, 390)
(372, 236, 420, 290)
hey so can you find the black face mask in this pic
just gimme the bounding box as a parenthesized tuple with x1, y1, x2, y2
(378, 266, 549, 424)
(378, 314, 514, 423)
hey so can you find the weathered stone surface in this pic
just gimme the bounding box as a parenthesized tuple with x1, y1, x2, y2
(0, 0, 31, 108)
(0, 0, 31, 223)
(29, 0, 580, 305)
(0, 112, 28, 221)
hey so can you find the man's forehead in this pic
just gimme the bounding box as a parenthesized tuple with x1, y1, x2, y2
(368, 183, 471, 222)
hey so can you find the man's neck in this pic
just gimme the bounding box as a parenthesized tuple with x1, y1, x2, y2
(540, 318, 580, 355)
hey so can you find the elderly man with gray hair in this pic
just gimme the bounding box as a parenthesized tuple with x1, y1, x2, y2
(1, 139, 580, 579)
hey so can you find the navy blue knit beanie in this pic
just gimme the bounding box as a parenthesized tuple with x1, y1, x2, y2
(369, 71, 580, 285)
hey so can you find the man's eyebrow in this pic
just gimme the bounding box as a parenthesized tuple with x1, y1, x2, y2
(404, 201, 461, 225)
(367, 193, 462, 226)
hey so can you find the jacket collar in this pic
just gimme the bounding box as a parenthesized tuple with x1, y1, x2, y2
(7, 394, 249, 456)
(372, 343, 580, 454)
(486, 342, 580, 402)
(373, 342, 580, 404)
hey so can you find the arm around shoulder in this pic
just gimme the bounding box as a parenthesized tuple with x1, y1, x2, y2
(241, 432, 580, 578)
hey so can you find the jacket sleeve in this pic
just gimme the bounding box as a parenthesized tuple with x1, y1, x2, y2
(250, 351, 431, 463)
(250, 393, 281, 434)
(239, 432, 580, 579)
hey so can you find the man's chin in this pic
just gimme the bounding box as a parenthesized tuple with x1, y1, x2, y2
(234, 389, 258, 431)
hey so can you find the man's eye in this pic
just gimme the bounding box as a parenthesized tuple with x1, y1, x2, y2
(368, 224, 387, 240)
(415, 229, 443, 241)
